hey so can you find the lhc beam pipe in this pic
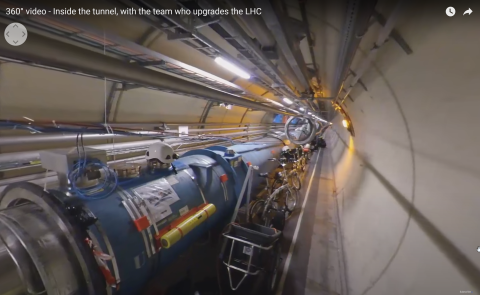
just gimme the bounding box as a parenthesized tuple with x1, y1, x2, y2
(0, 135, 291, 295)
(0, 127, 278, 146)
(0, 29, 291, 115)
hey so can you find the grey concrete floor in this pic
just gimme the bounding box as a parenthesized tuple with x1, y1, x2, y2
(277, 148, 348, 295)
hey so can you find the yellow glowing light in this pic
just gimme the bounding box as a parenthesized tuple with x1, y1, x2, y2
(342, 120, 348, 128)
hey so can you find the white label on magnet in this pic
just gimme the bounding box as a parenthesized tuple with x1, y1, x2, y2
(179, 205, 189, 216)
(133, 178, 179, 222)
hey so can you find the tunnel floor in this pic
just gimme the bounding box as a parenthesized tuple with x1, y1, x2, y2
(276, 148, 347, 295)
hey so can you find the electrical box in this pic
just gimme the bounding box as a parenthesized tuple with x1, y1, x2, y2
(39, 147, 108, 174)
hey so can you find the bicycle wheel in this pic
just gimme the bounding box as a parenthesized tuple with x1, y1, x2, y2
(288, 173, 301, 190)
(284, 188, 298, 212)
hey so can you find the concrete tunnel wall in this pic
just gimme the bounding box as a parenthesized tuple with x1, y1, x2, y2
(323, 3, 480, 295)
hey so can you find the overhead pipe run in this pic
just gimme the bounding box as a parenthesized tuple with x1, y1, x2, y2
(0, 126, 282, 146)
(298, 0, 321, 94)
(222, 0, 275, 47)
(221, 0, 308, 95)
(0, 129, 278, 167)
(198, 0, 306, 96)
(0, 30, 293, 116)
(116, 0, 294, 99)
(252, 0, 312, 91)
(107, 122, 284, 127)
(331, 0, 378, 98)
(340, 0, 407, 101)
(136, 0, 251, 76)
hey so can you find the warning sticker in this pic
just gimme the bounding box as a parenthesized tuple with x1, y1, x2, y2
(133, 178, 180, 223)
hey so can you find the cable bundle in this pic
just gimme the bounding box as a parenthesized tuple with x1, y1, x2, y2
(68, 133, 118, 200)
(68, 158, 118, 200)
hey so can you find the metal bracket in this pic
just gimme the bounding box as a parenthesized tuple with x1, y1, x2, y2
(261, 47, 278, 60)
(134, 60, 166, 67)
(373, 11, 413, 55)
(122, 84, 143, 91)
(167, 31, 195, 41)
(349, 70, 368, 91)
(194, 17, 221, 29)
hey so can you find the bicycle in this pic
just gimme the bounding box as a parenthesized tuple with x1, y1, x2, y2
(270, 157, 302, 192)
(296, 147, 309, 173)
(250, 158, 299, 227)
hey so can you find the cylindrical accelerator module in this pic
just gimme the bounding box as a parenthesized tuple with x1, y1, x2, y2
(161, 204, 216, 249)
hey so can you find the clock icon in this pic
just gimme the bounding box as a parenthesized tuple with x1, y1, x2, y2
(446, 7, 456, 17)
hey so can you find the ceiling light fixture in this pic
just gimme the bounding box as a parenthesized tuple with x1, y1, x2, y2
(342, 119, 349, 128)
(283, 98, 293, 104)
(215, 57, 251, 79)
(299, 107, 305, 111)
(308, 112, 312, 115)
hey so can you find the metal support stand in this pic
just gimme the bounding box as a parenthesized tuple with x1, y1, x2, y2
(231, 164, 258, 224)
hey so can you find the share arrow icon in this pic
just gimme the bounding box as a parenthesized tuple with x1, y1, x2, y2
(464, 8, 473, 15)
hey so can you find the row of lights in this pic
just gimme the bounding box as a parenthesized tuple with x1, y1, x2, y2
(215, 56, 329, 121)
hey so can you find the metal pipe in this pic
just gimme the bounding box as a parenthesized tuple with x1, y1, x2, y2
(108, 122, 283, 127)
(331, 0, 378, 98)
(0, 125, 281, 146)
(0, 30, 291, 116)
(223, 0, 276, 47)
(341, 0, 406, 100)
(114, 0, 290, 100)
(299, 0, 320, 87)
(0, 129, 279, 166)
(0, 128, 269, 146)
(252, 0, 311, 91)
(136, 0, 250, 75)
(0, 0, 245, 93)
(220, 0, 308, 97)
(277, 52, 307, 94)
